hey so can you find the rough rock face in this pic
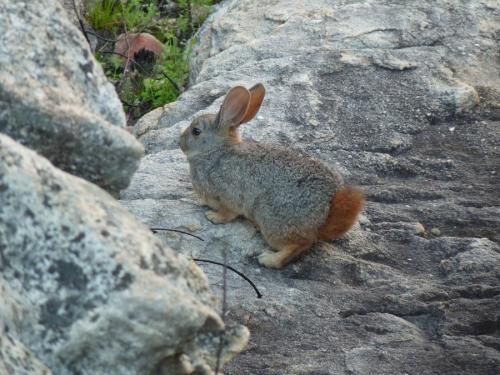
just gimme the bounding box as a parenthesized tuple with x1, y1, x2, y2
(1, 279, 53, 375)
(123, 0, 500, 373)
(0, 0, 143, 193)
(0, 133, 248, 375)
(58, 0, 85, 28)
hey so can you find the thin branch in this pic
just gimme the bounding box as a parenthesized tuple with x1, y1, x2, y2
(120, 99, 141, 108)
(100, 51, 146, 73)
(100, 50, 127, 58)
(150, 227, 205, 241)
(85, 30, 117, 43)
(150, 227, 263, 298)
(71, 0, 91, 45)
(118, 5, 132, 88)
(161, 71, 182, 93)
(194, 258, 263, 299)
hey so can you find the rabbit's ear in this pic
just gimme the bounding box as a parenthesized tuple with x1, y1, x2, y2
(216, 86, 251, 128)
(240, 83, 265, 124)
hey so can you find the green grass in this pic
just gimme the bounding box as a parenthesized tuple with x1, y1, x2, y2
(88, 0, 115, 30)
(139, 34, 191, 106)
(87, 0, 219, 123)
(88, 0, 158, 33)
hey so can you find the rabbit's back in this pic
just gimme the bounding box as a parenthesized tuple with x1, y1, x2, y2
(189, 143, 343, 238)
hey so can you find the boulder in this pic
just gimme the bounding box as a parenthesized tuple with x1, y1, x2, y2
(123, 0, 500, 373)
(0, 0, 143, 194)
(0, 133, 248, 375)
(0, 279, 53, 375)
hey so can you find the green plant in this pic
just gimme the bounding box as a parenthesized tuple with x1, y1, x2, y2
(122, 0, 158, 31)
(89, 0, 158, 33)
(139, 33, 190, 107)
(87, 0, 220, 124)
(140, 78, 178, 107)
(88, 0, 119, 31)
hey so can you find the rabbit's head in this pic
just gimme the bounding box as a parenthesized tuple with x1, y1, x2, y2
(180, 84, 265, 158)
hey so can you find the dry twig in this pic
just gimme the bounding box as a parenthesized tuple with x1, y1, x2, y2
(150, 227, 205, 241)
(71, 0, 91, 45)
(118, 6, 132, 89)
(150, 227, 263, 298)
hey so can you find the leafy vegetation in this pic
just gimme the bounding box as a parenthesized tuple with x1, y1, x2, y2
(86, 0, 219, 124)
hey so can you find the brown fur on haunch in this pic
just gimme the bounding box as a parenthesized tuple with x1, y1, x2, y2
(318, 186, 365, 241)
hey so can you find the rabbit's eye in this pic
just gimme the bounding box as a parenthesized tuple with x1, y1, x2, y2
(192, 127, 202, 136)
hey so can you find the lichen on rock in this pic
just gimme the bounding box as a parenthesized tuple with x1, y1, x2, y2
(0, 133, 248, 374)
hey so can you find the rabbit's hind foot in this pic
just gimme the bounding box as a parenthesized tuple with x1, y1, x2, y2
(205, 208, 239, 224)
(258, 238, 312, 268)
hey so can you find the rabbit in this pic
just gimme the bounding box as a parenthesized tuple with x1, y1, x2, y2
(180, 84, 365, 268)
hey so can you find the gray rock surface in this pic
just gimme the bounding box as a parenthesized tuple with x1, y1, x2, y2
(122, 0, 500, 373)
(58, 0, 85, 28)
(0, 279, 53, 375)
(0, 0, 143, 193)
(0, 133, 248, 375)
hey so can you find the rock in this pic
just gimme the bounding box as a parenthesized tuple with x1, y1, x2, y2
(0, 279, 54, 375)
(57, 0, 85, 28)
(57, 0, 99, 52)
(0, 133, 248, 375)
(114, 33, 164, 68)
(134, 104, 173, 138)
(0, 328, 54, 375)
(123, 0, 500, 373)
(0, 0, 144, 194)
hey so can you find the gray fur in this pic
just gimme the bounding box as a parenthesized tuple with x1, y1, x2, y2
(189, 143, 343, 243)
(179, 87, 344, 246)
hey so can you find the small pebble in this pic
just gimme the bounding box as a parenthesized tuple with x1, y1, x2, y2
(185, 223, 201, 232)
(431, 228, 441, 236)
(264, 307, 277, 317)
(414, 222, 425, 235)
(358, 214, 370, 226)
